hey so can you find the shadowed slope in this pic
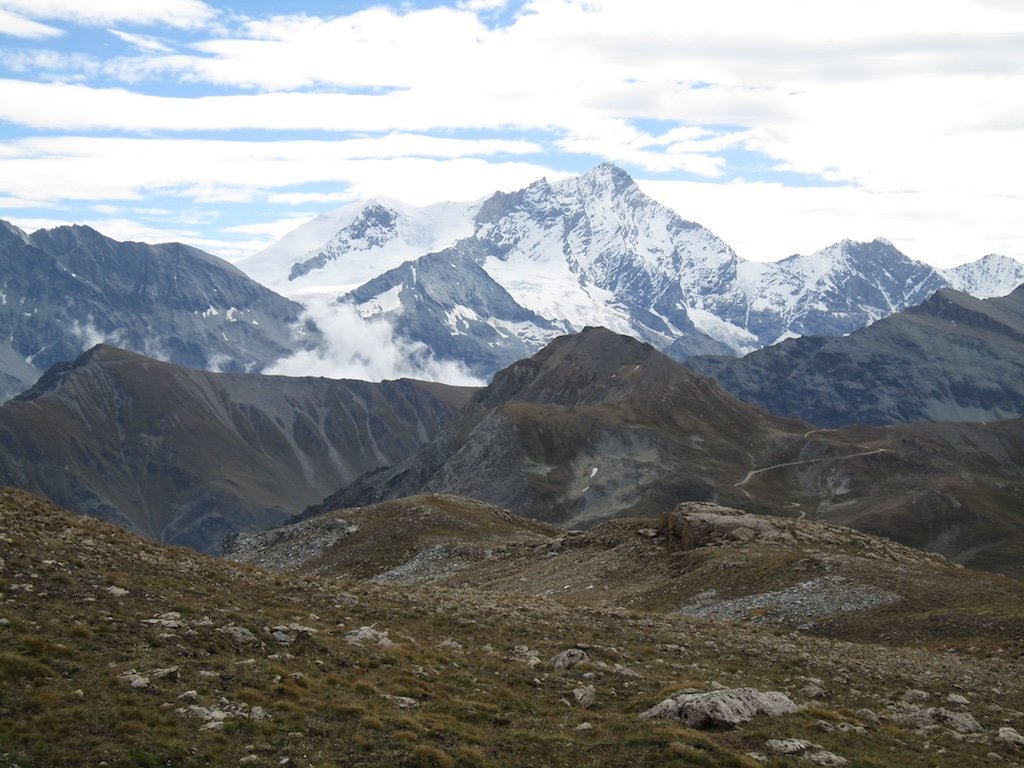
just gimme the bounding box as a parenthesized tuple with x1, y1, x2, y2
(688, 285, 1024, 426)
(0, 345, 473, 551)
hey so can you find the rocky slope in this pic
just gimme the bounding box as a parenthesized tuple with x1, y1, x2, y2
(0, 221, 312, 402)
(316, 328, 1024, 577)
(229, 496, 1024, 646)
(688, 284, 1024, 426)
(5, 487, 1024, 767)
(0, 345, 472, 552)
(240, 164, 1024, 379)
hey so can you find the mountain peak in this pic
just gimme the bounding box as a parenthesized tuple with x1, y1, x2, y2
(942, 252, 1024, 299)
(475, 326, 706, 410)
(14, 345, 152, 402)
(0, 219, 32, 245)
(580, 162, 636, 193)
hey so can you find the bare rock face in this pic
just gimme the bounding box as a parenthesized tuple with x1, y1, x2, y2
(639, 687, 797, 728)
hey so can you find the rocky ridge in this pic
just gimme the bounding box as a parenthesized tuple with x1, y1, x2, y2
(0, 345, 472, 552)
(0, 221, 313, 402)
(314, 327, 1024, 577)
(688, 284, 1024, 425)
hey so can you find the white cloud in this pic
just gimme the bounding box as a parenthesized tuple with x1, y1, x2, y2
(0, 9, 62, 38)
(458, 0, 509, 10)
(0, 50, 99, 80)
(637, 178, 1024, 267)
(266, 191, 358, 206)
(108, 29, 173, 53)
(0, 0, 216, 28)
(2, 0, 1023, 268)
(265, 299, 483, 386)
(0, 135, 558, 206)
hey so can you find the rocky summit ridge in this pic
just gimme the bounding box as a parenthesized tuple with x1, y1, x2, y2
(0, 221, 314, 403)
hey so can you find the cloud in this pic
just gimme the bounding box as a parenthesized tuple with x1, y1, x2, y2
(458, 0, 510, 10)
(2, 0, 1023, 268)
(108, 29, 174, 53)
(0, 50, 100, 80)
(265, 299, 483, 386)
(0, 9, 62, 38)
(0, 0, 217, 29)
(0, 135, 558, 206)
(636, 178, 1024, 267)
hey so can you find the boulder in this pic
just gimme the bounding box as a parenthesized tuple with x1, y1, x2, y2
(640, 687, 797, 728)
(217, 624, 260, 644)
(552, 648, 589, 671)
(998, 726, 1024, 748)
(890, 707, 982, 734)
(573, 685, 596, 709)
(344, 626, 393, 647)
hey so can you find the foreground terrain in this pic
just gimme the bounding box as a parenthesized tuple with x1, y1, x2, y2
(3, 488, 1024, 767)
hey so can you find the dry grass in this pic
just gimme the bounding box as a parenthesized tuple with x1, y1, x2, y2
(2, 487, 1023, 767)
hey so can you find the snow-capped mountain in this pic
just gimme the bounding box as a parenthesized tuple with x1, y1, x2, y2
(941, 254, 1024, 299)
(731, 238, 949, 346)
(472, 164, 744, 348)
(244, 163, 1024, 378)
(238, 197, 480, 300)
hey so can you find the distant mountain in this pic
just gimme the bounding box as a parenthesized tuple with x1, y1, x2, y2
(344, 242, 559, 375)
(0, 221, 313, 402)
(240, 164, 1024, 379)
(942, 253, 1024, 298)
(0, 345, 473, 552)
(314, 327, 1024, 577)
(238, 197, 480, 298)
(687, 285, 1024, 426)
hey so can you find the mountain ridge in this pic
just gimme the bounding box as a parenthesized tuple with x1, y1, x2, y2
(0, 220, 316, 402)
(0, 344, 474, 551)
(311, 327, 1024, 577)
(239, 164, 1024, 379)
(687, 284, 1024, 426)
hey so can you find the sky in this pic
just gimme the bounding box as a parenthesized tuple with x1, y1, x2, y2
(1, 0, 1023, 268)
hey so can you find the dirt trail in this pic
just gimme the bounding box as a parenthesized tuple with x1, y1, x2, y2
(735, 448, 889, 488)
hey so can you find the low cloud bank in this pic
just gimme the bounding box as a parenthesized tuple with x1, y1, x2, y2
(265, 299, 483, 386)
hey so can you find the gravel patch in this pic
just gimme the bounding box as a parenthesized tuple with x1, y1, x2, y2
(679, 576, 900, 627)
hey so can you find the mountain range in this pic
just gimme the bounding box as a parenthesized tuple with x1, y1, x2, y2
(317, 327, 1024, 577)
(688, 284, 1024, 426)
(239, 163, 1024, 377)
(0, 221, 313, 402)
(2, 163, 1022, 403)
(3, 319, 1022, 574)
(0, 345, 471, 551)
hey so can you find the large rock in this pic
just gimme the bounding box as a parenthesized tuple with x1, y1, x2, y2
(889, 707, 982, 734)
(639, 686, 798, 728)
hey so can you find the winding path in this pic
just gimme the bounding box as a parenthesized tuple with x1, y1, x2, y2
(735, 448, 889, 488)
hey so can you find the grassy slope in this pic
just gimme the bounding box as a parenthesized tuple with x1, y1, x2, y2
(3, 488, 1024, 767)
